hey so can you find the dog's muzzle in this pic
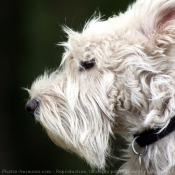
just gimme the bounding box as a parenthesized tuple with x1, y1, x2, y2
(25, 99, 39, 117)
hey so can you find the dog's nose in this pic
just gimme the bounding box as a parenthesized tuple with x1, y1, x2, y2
(25, 99, 38, 116)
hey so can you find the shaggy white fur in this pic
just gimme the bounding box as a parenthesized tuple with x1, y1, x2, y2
(26, 0, 175, 174)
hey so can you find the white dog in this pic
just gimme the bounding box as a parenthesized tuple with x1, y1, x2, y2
(25, 0, 175, 174)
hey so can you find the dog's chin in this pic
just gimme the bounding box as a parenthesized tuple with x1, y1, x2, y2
(45, 129, 110, 169)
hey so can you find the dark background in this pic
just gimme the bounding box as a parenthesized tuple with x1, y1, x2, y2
(1, 0, 133, 174)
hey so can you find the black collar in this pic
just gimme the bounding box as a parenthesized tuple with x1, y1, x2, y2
(133, 116, 175, 147)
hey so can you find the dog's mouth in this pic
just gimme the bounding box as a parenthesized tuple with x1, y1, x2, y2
(25, 99, 40, 119)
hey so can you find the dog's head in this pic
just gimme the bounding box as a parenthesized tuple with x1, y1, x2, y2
(25, 0, 175, 169)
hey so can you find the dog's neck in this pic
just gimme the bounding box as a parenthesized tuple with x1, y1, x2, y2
(120, 117, 175, 174)
(133, 116, 175, 148)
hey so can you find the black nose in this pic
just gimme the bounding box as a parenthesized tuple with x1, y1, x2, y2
(25, 99, 38, 116)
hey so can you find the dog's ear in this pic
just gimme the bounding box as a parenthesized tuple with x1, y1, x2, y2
(154, 2, 175, 36)
(133, 0, 175, 45)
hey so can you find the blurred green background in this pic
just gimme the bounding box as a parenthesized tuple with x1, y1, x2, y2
(1, 0, 133, 174)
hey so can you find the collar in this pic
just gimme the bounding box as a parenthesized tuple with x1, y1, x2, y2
(133, 116, 175, 147)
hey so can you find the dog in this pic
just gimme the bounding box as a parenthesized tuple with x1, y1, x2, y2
(25, 0, 175, 174)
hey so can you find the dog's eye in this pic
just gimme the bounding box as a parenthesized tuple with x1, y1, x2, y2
(80, 59, 95, 71)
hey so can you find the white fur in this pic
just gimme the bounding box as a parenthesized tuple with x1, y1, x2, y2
(27, 0, 175, 174)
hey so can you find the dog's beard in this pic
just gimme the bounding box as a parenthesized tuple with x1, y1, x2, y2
(38, 105, 113, 169)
